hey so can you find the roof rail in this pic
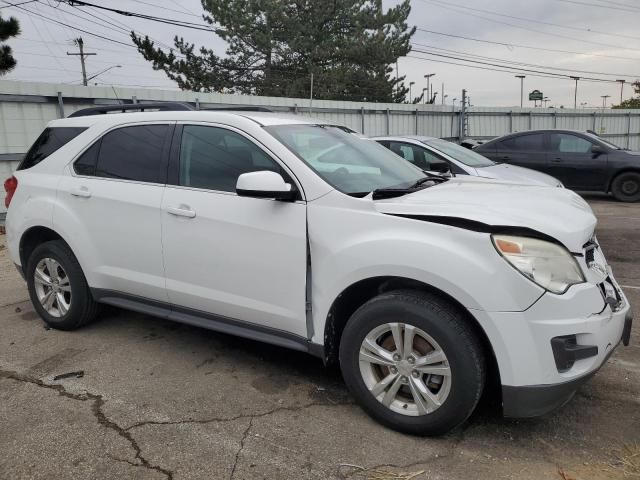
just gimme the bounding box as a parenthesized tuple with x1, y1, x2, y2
(203, 106, 273, 112)
(68, 102, 195, 118)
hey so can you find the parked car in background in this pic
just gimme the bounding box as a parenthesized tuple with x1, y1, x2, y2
(474, 129, 640, 202)
(374, 135, 563, 187)
(4, 107, 632, 436)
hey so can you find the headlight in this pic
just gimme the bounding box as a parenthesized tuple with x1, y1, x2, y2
(492, 235, 585, 294)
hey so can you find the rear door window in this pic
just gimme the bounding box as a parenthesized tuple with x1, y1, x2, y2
(94, 125, 170, 183)
(497, 134, 545, 151)
(19, 127, 87, 170)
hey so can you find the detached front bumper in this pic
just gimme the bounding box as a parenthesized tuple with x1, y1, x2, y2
(502, 308, 632, 418)
(471, 274, 632, 418)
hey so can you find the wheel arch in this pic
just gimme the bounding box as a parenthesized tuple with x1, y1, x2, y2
(607, 167, 640, 192)
(321, 276, 501, 391)
(19, 226, 71, 273)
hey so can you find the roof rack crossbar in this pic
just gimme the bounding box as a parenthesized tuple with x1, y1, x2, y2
(68, 102, 195, 118)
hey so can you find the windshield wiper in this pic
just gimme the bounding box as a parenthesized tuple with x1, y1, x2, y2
(372, 175, 446, 200)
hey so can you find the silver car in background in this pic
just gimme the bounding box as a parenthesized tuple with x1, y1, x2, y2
(374, 135, 563, 187)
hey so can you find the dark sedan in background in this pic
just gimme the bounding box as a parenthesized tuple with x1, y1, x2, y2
(474, 129, 640, 202)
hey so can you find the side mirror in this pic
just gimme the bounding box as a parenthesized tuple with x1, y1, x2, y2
(591, 144, 606, 156)
(428, 160, 452, 175)
(236, 171, 296, 201)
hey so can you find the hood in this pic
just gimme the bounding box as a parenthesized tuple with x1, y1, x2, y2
(477, 163, 562, 187)
(373, 178, 595, 252)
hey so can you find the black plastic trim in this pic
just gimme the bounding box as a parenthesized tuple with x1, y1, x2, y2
(502, 345, 618, 418)
(91, 289, 323, 357)
(623, 308, 633, 346)
(550, 335, 598, 372)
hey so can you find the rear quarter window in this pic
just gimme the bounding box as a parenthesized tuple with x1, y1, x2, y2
(18, 127, 87, 170)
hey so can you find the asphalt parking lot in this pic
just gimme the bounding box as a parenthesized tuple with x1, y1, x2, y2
(0, 195, 638, 480)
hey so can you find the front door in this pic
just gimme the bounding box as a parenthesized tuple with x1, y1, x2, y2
(546, 132, 608, 190)
(161, 124, 308, 336)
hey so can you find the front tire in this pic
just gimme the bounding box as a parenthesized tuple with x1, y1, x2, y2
(611, 172, 640, 202)
(339, 290, 485, 436)
(26, 240, 98, 331)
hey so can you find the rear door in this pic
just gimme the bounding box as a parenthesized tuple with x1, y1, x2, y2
(56, 123, 173, 302)
(491, 133, 549, 174)
(546, 132, 608, 190)
(161, 123, 308, 336)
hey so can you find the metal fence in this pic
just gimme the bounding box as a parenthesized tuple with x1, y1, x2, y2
(2, 79, 640, 214)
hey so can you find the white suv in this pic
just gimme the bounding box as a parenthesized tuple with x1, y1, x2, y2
(4, 105, 633, 436)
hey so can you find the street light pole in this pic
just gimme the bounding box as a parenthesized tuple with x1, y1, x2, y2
(601, 95, 611, 109)
(570, 76, 580, 109)
(424, 73, 435, 104)
(85, 64, 122, 83)
(515, 75, 525, 108)
(616, 79, 626, 104)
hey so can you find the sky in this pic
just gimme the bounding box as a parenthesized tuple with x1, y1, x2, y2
(0, 0, 639, 108)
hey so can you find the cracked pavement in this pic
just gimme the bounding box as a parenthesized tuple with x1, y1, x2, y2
(0, 195, 638, 480)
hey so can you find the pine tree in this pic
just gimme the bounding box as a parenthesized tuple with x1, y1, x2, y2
(132, 0, 414, 102)
(0, 14, 20, 75)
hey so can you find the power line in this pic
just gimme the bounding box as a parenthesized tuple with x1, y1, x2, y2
(411, 48, 622, 83)
(0, 0, 36, 8)
(418, 0, 640, 53)
(590, 0, 640, 9)
(62, 0, 216, 32)
(2, 0, 137, 47)
(556, 0, 640, 11)
(415, 28, 640, 62)
(416, 0, 640, 42)
(122, 0, 201, 18)
(411, 43, 640, 78)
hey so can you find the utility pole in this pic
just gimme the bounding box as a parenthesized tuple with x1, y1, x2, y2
(309, 73, 314, 113)
(616, 79, 625, 104)
(515, 75, 525, 108)
(424, 73, 435, 104)
(459, 89, 467, 142)
(409, 81, 415, 103)
(441, 82, 445, 105)
(570, 76, 580, 109)
(601, 95, 611, 109)
(422, 88, 427, 104)
(67, 37, 96, 86)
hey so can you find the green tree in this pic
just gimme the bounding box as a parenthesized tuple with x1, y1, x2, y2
(0, 14, 20, 75)
(613, 81, 640, 109)
(132, 0, 414, 102)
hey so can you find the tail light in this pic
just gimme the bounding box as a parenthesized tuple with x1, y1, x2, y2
(4, 175, 17, 208)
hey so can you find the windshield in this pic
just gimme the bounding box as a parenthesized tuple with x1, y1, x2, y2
(266, 124, 426, 195)
(422, 138, 495, 167)
(585, 132, 621, 150)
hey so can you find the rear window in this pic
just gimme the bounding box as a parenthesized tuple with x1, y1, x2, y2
(18, 127, 87, 170)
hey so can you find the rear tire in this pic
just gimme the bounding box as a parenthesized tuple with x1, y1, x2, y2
(611, 172, 640, 202)
(26, 240, 98, 331)
(339, 290, 486, 436)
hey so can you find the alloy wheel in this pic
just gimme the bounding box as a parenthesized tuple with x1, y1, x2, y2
(34, 258, 72, 318)
(358, 322, 451, 416)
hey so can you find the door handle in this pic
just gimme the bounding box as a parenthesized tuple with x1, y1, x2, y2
(501, 156, 511, 160)
(166, 205, 196, 218)
(551, 158, 563, 163)
(70, 186, 91, 198)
